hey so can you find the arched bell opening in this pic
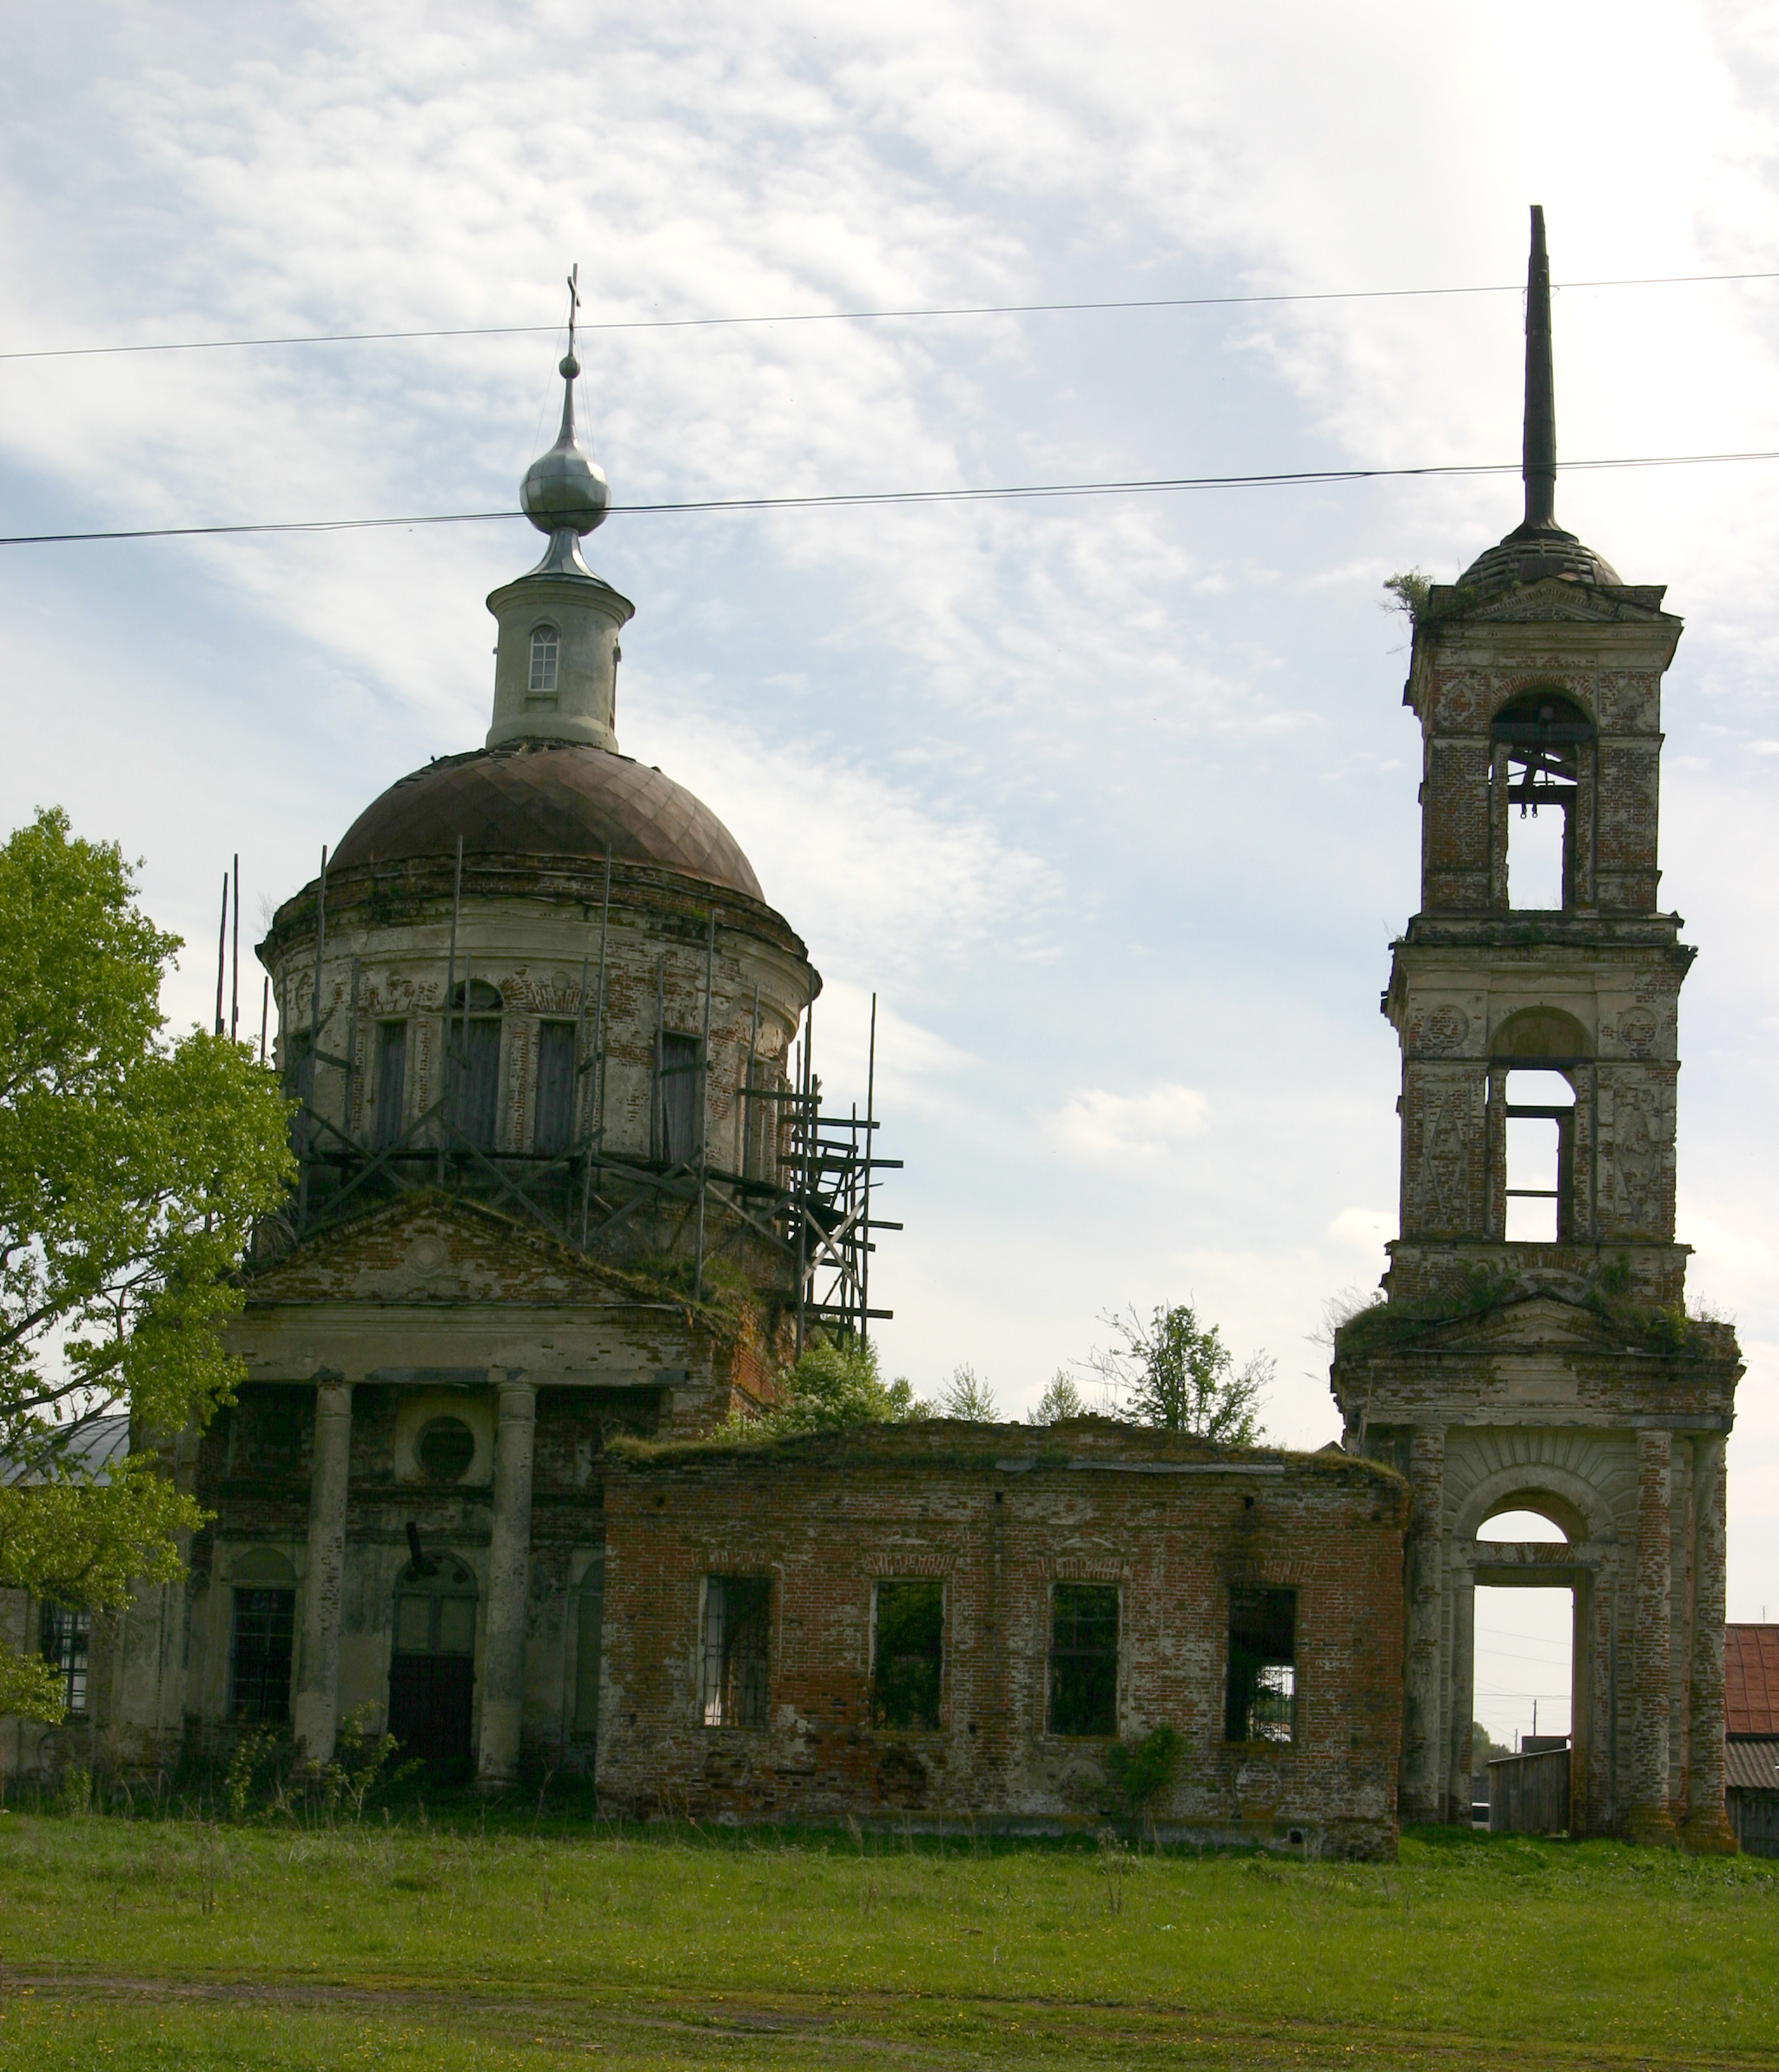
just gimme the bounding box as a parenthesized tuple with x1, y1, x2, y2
(1491, 690, 1596, 913)
(387, 1547, 479, 1778)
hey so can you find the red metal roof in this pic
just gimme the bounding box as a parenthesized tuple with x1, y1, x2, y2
(1725, 1625, 1779, 1735)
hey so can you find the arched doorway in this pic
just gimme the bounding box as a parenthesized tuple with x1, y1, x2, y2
(387, 1550, 478, 1777)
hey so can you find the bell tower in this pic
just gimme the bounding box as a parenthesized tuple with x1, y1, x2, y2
(1332, 209, 1742, 1847)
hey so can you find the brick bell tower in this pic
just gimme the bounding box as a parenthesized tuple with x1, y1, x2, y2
(1331, 209, 1742, 1847)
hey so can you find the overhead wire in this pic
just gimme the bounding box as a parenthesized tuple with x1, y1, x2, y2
(5, 267, 1779, 363)
(7, 446, 1779, 546)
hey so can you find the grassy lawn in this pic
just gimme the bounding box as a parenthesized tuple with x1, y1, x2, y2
(0, 1804, 1774, 2069)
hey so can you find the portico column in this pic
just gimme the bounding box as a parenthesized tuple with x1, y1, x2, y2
(1628, 1427, 1680, 1844)
(1680, 1434, 1736, 1852)
(1400, 1426, 1445, 1824)
(477, 1374, 536, 1789)
(293, 1380, 353, 1764)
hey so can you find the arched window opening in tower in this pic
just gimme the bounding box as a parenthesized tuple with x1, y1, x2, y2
(1504, 1068, 1575, 1242)
(1493, 692, 1591, 912)
(528, 624, 559, 696)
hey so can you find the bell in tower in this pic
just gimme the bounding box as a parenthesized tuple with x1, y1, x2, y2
(1330, 209, 1742, 1848)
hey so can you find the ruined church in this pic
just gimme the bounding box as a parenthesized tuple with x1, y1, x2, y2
(1, 213, 1743, 1856)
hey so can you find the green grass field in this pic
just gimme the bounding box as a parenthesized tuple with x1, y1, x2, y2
(0, 1806, 1773, 2069)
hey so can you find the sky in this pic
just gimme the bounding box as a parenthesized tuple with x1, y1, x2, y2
(3, 0, 1777, 1744)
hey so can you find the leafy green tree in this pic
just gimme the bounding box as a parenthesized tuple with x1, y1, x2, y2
(0, 810, 294, 1718)
(1089, 1302, 1271, 1443)
(1027, 1369, 1086, 1424)
(727, 1334, 922, 1438)
(934, 1364, 997, 1420)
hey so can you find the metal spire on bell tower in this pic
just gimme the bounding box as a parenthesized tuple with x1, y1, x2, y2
(1523, 206, 1557, 532)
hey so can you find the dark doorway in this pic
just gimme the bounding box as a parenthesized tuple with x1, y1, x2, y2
(387, 1552, 478, 1777)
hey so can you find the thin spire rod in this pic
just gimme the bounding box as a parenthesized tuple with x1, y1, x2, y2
(1524, 204, 1557, 530)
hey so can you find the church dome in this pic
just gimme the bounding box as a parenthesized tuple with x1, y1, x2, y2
(1457, 520, 1620, 597)
(330, 738, 766, 904)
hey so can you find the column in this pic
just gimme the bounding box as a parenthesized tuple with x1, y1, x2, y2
(1445, 1569, 1475, 1825)
(1399, 1427, 1445, 1824)
(1627, 1427, 1679, 1844)
(293, 1380, 353, 1765)
(1680, 1434, 1736, 1852)
(477, 1374, 536, 1789)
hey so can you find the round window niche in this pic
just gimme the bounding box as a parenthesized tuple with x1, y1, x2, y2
(417, 1416, 477, 1484)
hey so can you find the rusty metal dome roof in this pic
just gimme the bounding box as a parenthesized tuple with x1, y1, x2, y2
(1456, 520, 1622, 597)
(331, 739, 765, 903)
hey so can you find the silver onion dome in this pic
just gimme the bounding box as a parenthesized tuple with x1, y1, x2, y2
(521, 350, 610, 538)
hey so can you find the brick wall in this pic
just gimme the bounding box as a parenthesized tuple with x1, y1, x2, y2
(597, 1421, 1408, 1859)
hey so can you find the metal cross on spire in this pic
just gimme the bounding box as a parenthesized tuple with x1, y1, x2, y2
(565, 261, 579, 366)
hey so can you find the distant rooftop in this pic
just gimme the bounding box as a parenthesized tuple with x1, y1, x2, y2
(1726, 1623, 1779, 1735)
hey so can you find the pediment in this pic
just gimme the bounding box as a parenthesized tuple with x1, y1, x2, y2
(242, 1193, 660, 1310)
(1421, 1294, 1628, 1354)
(1462, 579, 1670, 627)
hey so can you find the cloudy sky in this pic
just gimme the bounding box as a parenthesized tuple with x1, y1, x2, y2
(4, 2, 1778, 1739)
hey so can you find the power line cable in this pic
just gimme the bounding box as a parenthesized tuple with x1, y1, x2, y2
(5, 268, 1779, 364)
(6, 445, 1779, 546)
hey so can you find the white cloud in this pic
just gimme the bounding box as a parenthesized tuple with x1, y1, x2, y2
(1328, 1206, 1396, 1253)
(1037, 1083, 1208, 1162)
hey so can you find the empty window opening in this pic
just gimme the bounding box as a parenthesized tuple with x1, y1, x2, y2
(1049, 1581, 1119, 1737)
(1505, 786, 1568, 910)
(528, 625, 559, 694)
(229, 1586, 295, 1722)
(1227, 1585, 1296, 1744)
(702, 1575, 770, 1728)
(374, 1020, 407, 1149)
(284, 1027, 315, 1156)
(39, 1603, 89, 1719)
(446, 981, 503, 1153)
(657, 1030, 701, 1165)
(873, 1579, 943, 1730)
(1505, 1069, 1575, 1243)
(534, 1020, 578, 1157)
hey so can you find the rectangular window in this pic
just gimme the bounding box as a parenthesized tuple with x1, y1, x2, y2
(230, 1587, 296, 1722)
(1048, 1581, 1118, 1737)
(872, 1579, 943, 1730)
(284, 1028, 315, 1156)
(658, 1031, 701, 1165)
(1227, 1586, 1296, 1744)
(39, 1603, 89, 1719)
(447, 1017, 502, 1152)
(700, 1575, 770, 1728)
(373, 1021, 407, 1149)
(534, 1020, 578, 1157)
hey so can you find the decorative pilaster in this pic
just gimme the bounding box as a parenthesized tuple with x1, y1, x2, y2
(1680, 1434, 1736, 1852)
(1445, 1570, 1476, 1824)
(1628, 1427, 1680, 1844)
(1400, 1427, 1446, 1824)
(477, 1374, 537, 1789)
(293, 1380, 353, 1765)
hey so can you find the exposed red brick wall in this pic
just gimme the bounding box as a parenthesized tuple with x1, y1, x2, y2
(597, 1421, 1408, 1859)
